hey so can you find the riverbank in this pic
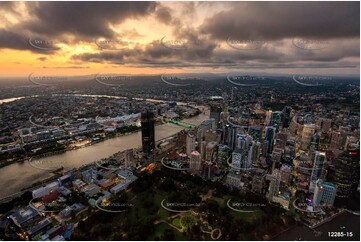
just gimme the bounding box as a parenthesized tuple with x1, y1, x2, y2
(0, 104, 209, 199)
(0, 109, 200, 169)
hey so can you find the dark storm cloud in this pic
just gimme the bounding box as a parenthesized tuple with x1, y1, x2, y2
(22, 1, 158, 39)
(0, 30, 29, 50)
(201, 2, 360, 40)
(70, 36, 359, 70)
(155, 6, 173, 24)
(0, 29, 59, 53)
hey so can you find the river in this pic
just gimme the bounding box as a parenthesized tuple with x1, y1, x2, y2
(0, 95, 209, 199)
(272, 211, 360, 241)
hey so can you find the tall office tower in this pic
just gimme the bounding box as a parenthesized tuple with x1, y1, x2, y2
(197, 119, 212, 144)
(141, 111, 155, 154)
(222, 124, 230, 144)
(186, 133, 196, 156)
(262, 140, 269, 157)
(270, 111, 283, 128)
(274, 132, 288, 149)
(289, 116, 299, 136)
(265, 110, 272, 126)
(316, 118, 332, 132)
(220, 101, 229, 130)
(205, 130, 219, 143)
(309, 151, 326, 192)
(217, 145, 230, 164)
(227, 125, 238, 151)
(330, 131, 345, 151)
(197, 128, 203, 146)
(236, 134, 247, 150)
(231, 149, 243, 172)
(344, 136, 359, 151)
(310, 133, 320, 150)
(265, 126, 276, 154)
(313, 180, 337, 207)
(300, 124, 316, 150)
(189, 151, 202, 172)
(271, 147, 283, 164)
(200, 141, 207, 160)
(249, 141, 261, 164)
(210, 104, 222, 128)
(242, 147, 253, 171)
(334, 149, 360, 199)
(124, 149, 134, 168)
(266, 169, 281, 201)
(205, 141, 218, 162)
(282, 106, 292, 128)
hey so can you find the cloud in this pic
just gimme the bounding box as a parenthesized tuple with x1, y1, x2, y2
(201, 2, 360, 41)
(22, 2, 158, 39)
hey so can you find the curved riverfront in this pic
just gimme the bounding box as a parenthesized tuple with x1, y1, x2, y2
(0, 97, 209, 199)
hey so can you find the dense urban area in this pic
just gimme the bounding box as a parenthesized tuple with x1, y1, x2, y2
(0, 75, 359, 240)
(0, 1, 359, 241)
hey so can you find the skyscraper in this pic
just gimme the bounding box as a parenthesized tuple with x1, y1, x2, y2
(141, 111, 155, 154)
(186, 133, 196, 156)
(311, 151, 326, 182)
(265, 126, 276, 154)
(270, 111, 283, 128)
(231, 149, 243, 172)
(300, 124, 316, 150)
(210, 104, 222, 128)
(334, 149, 360, 199)
(313, 180, 337, 207)
(189, 151, 202, 172)
(282, 106, 292, 128)
(309, 151, 326, 192)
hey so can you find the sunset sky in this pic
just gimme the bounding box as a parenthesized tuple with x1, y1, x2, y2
(0, 1, 359, 77)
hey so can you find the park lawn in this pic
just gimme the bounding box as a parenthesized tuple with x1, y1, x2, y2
(210, 195, 263, 223)
(230, 208, 263, 223)
(148, 222, 188, 241)
(154, 193, 171, 220)
(210, 196, 226, 207)
(172, 218, 182, 228)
